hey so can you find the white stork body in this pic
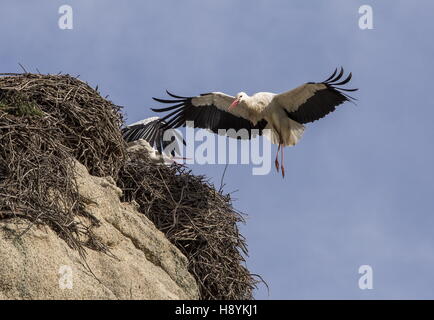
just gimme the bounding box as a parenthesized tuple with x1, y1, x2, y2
(146, 68, 357, 177)
(193, 91, 306, 147)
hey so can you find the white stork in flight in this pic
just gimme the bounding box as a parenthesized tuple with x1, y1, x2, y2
(128, 68, 357, 177)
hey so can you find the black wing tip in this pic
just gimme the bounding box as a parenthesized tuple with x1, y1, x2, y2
(153, 97, 185, 104)
(166, 90, 189, 99)
(152, 90, 193, 104)
(323, 68, 338, 82)
(323, 66, 345, 84)
(323, 67, 358, 101)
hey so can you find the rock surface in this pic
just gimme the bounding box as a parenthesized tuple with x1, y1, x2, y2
(0, 160, 199, 300)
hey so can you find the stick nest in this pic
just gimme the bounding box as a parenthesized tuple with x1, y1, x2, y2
(118, 149, 260, 299)
(0, 73, 125, 255)
(0, 73, 260, 299)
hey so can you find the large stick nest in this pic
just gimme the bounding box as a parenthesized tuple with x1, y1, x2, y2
(0, 73, 260, 299)
(0, 73, 126, 255)
(119, 149, 260, 299)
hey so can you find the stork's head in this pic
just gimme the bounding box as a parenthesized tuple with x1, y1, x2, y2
(229, 92, 247, 110)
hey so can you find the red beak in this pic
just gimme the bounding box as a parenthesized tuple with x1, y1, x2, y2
(229, 99, 239, 110)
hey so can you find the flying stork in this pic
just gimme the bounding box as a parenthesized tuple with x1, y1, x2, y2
(130, 68, 357, 177)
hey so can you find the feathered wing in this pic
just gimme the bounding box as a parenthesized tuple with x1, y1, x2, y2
(151, 91, 267, 139)
(122, 117, 184, 155)
(271, 67, 358, 124)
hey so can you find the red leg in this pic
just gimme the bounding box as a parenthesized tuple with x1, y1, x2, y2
(275, 144, 281, 172)
(281, 144, 285, 178)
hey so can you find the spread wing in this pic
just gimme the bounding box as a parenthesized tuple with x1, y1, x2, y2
(151, 91, 267, 139)
(272, 67, 358, 124)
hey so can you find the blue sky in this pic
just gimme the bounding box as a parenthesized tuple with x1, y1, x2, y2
(1, 0, 434, 299)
